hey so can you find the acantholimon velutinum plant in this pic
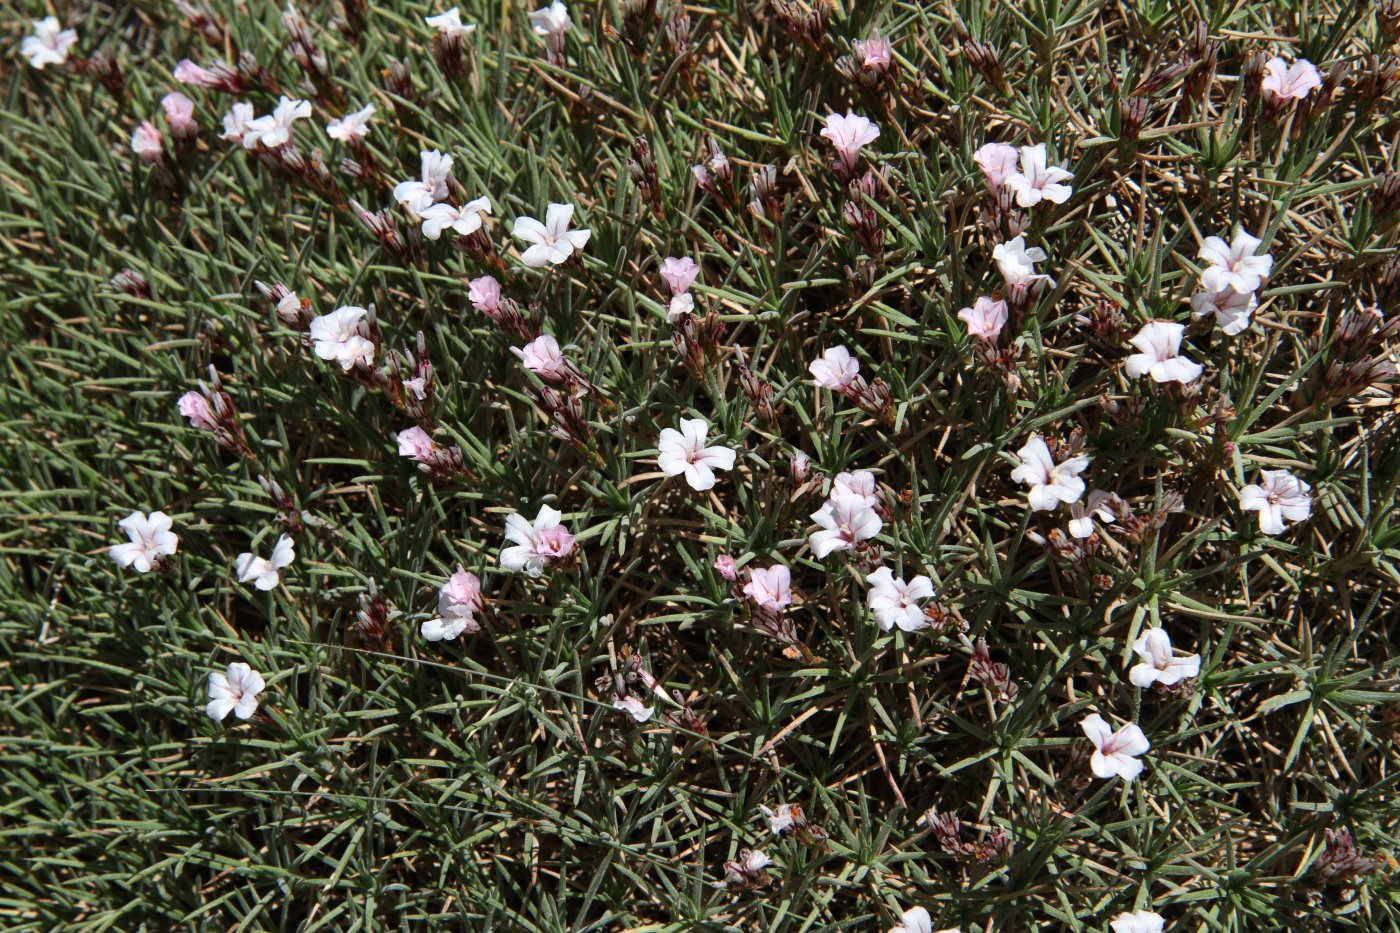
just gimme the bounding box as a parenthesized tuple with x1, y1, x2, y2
(3, 0, 1399, 930)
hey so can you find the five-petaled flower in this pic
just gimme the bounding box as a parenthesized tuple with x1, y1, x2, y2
(512, 334, 570, 381)
(1109, 910, 1165, 933)
(866, 567, 934, 632)
(242, 96, 312, 150)
(109, 510, 179, 573)
(1004, 143, 1074, 208)
(958, 296, 1008, 341)
(130, 122, 164, 164)
(1191, 286, 1257, 336)
(1239, 469, 1312, 535)
(500, 504, 576, 576)
(419, 196, 491, 240)
(1125, 321, 1203, 384)
(993, 236, 1052, 287)
(236, 535, 295, 590)
(743, 564, 792, 612)
(513, 203, 591, 267)
(393, 150, 453, 214)
(809, 345, 860, 391)
(657, 418, 736, 491)
(426, 6, 477, 39)
(1129, 628, 1201, 688)
(820, 112, 880, 174)
(309, 306, 375, 371)
(422, 567, 484, 641)
(973, 142, 1019, 189)
(1010, 435, 1090, 512)
(1262, 57, 1322, 101)
(1199, 230, 1273, 296)
(21, 17, 78, 70)
(1081, 713, 1150, 781)
(326, 103, 376, 141)
(206, 662, 265, 722)
(809, 491, 882, 558)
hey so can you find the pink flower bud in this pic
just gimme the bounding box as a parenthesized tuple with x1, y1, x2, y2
(510, 335, 569, 381)
(178, 391, 217, 431)
(537, 524, 576, 558)
(161, 92, 195, 131)
(715, 554, 738, 581)
(131, 121, 164, 165)
(397, 426, 436, 462)
(659, 256, 700, 296)
(468, 275, 502, 315)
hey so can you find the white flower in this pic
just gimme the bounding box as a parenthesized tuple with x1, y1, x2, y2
(993, 235, 1052, 287)
(888, 906, 934, 933)
(612, 695, 654, 722)
(130, 122, 164, 163)
(741, 849, 772, 873)
(425, 6, 477, 39)
(309, 306, 375, 371)
(1199, 230, 1273, 295)
(393, 150, 453, 214)
(419, 196, 492, 240)
(1191, 286, 1257, 336)
(21, 17, 78, 70)
(1010, 435, 1090, 512)
(1109, 910, 1165, 933)
(422, 568, 483, 641)
(1262, 57, 1322, 101)
(326, 103, 376, 141)
(1129, 628, 1201, 688)
(809, 491, 882, 558)
(1004, 143, 1074, 208)
(529, 1, 571, 36)
(958, 296, 1008, 341)
(657, 418, 736, 491)
(743, 565, 792, 612)
(758, 803, 799, 835)
(1239, 469, 1312, 535)
(819, 111, 880, 173)
(108, 510, 178, 573)
(809, 345, 860, 391)
(1125, 321, 1203, 384)
(1068, 490, 1116, 539)
(1081, 713, 1150, 781)
(667, 293, 695, 323)
(235, 535, 295, 591)
(500, 504, 576, 576)
(866, 567, 934, 632)
(513, 203, 591, 267)
(242, 96, 312, 150)
(206, 662, 265, 722)
(221, 102, 256, 142)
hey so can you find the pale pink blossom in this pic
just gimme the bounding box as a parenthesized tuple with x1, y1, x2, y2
(1004, 143, 1074, 208)
(613, 695, 655, 722)
(500, 505, 575, 576)
(1110, 910, 1164, 933)
(109, 510, 179, 573)
(174, 59, 224, 88)
(1199, 230, 1272, 295)
(178, 391, 217, 431)
(809, 491, 882, 558)
(242, 96, 312, 150)
(958, 296, 1008, 341)
(832, 470, 878, 506)
(393, 150, 453, 214)
(309, 306, 375, 371)
(419, 196, 491, 240)
(161, 92, 196, 131)
(1239, 469, 1312, 535)
(511, 335, 569, 381)
(973, 142, 1019, 189)
(513, 203, 591, 267)
(993, 236, 1052, 287)
(21, 17, 77, 70)
(397, 426, 437, 461)
(657, 418, 736, 491)
(131, 122, 164, 164)
(1010, 435, 1090, 512)
(715, 554, 738, 580)
(1191, 286, 1257, 336)
(809, 346, 860, 391)
(206, 662, 265, 722)
(326, 103, 376, 141)
(1125, 321, 1203, 384)
(1129, 628, 1201, 688)
(820, 112, 880, 173)
(1081, 713, 1150, 781)
(422, 567, 483, 641)
(743, 564, 792, 612)
(235, 535, 295, 590)
(1262, 57, 1322, 101)
(866, 567, 934, 632)
(852, 35, 893, 70)
(660, 256, 700, 295)
(468, 275, 502, 314)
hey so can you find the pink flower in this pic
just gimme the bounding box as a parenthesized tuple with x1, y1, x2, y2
(109, 510, 179, 572)
(161, 92, 195, 131)
(1125, 321, 1203, 384)
(852, 34, 892, 70)
(174, 59, 222, 87)
(1262, 57, 1322, 101)
(1128, 628, 1201, 688)
(1239, 469, 1312, 535)
(511, 334, 569, 381)
(660, 256, 700, 295)
(809, 345, 860, 391)
(866, 566, 934, 633)
(501, 505, 576, 576)
(958, 296, 1008, 341)
(715, 554, 738, 580)
(973, 142, 1019, 189)
(809, 491, 882, 558)
(743, 564, 792, 612)
(422, 567, 484, 642)
(440, 568, 483, 611)
(832, 470, 878, 506)
(326, 103, 376, 142)
(820, 112, 880, 173)
(1081, 713, 1150, 781)
(397, 426, 437, 462)
(178, 391, 217, 431)
(131, 121, 164, 164)
(657, 418, 736, 491)
(468, 275, 502, 314)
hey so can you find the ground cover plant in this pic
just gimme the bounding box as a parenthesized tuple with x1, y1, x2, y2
(2, 0, 1400, 929)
